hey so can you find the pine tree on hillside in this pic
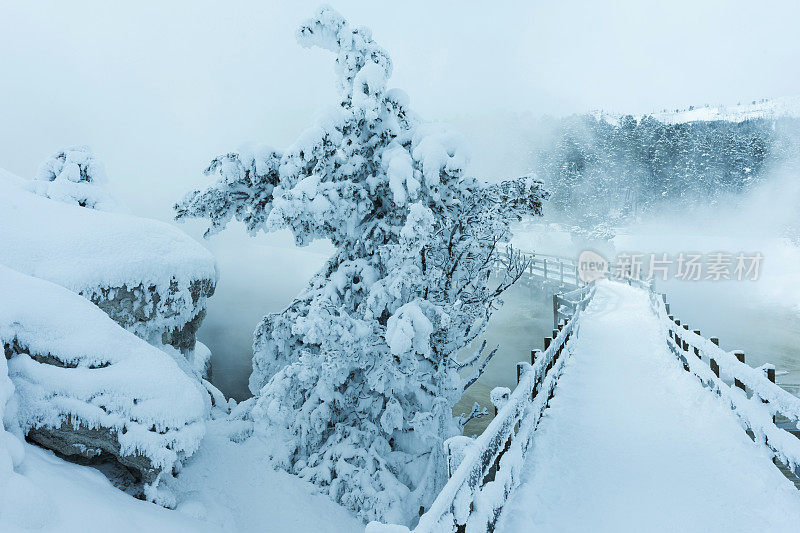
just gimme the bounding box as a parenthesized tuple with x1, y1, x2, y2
(176, 6, 544, 523)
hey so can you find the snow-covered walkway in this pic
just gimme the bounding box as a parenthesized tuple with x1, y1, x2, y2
(496, 280, 800, 532)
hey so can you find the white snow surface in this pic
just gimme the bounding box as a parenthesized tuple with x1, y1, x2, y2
(0, 168, 217, 296)
(0, 426, 363, 532)
(496, 281, 800, 533)
(163, 420, 365, 532)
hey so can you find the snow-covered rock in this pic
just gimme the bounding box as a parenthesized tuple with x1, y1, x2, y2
(0, 168, 217, 359)
(0, 264, 209, 499)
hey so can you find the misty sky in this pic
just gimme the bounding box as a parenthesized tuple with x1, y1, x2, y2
(1, 0, 799, 218)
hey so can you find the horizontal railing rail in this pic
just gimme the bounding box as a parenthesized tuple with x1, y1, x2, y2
(494, 249, 584, 288)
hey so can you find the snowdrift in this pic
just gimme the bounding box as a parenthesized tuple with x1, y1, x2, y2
(0, 264, 209, 493)
(0, 169, 217, 360)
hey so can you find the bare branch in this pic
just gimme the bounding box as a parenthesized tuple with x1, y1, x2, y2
(462, 345, 499, 391)
(456, 402, 489, 431)
(456, 339, 487, 370)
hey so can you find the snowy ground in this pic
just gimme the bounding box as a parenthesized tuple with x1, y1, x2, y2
(5, 423, 363, 533)
(496, 281, 800, 532)
(3, 444, 213, 533)
(164, 420, 364, 532)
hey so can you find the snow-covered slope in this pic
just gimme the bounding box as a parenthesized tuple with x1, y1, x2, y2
(0, 168, 217, 353)
(593, 94, 800, 125)
(0, 169, 362, 533)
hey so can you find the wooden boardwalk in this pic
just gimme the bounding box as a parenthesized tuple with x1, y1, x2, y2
(496, 281, 800, 532)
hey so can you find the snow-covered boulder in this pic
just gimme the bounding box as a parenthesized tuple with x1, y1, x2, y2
(0, 169, 217, 367)
(0, 264, 209, 499)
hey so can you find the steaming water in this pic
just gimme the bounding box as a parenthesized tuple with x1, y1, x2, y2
(197, 234, 330, 401)
(454, 282, 556, 435)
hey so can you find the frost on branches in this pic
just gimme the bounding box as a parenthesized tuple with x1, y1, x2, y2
(32, 146, 119, 211)
(176, 6, 544, 524)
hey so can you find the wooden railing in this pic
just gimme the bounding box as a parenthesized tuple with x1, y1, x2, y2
(495, 249, 584, 288)
(370, 281, 595, 533)
(640, 281, 800, 481)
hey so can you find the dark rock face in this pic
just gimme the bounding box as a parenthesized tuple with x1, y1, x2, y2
(162, 307, 207, 353)
(26, 420, 160, 484)
(86, 277, 215, 353)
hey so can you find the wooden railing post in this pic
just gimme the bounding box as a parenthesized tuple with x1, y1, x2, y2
(553, 294, 559, 329)
(543, 259, 548, 281)
(733, 351, 746, 391)
(764, 365, 776, 423)
(681, 324, 690, 353)
(447, 445, 452, 478)
(710, 337, 720, 378)
(693, 330, 701, 358)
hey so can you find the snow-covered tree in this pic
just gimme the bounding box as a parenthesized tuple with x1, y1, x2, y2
(176, 6, 544, 524)
(33, 146, 119, 211)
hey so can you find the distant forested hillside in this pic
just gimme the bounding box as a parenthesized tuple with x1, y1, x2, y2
(531, 114, 800, 234)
